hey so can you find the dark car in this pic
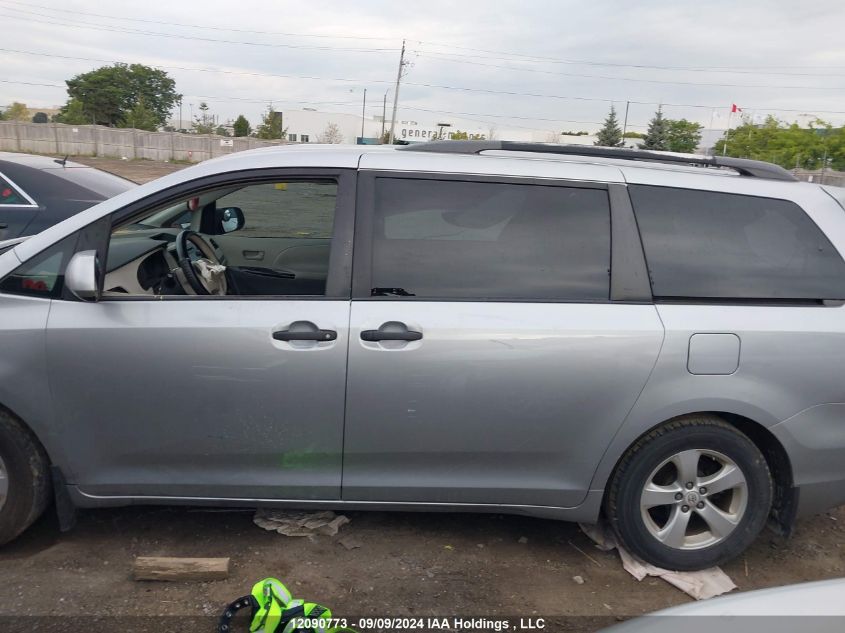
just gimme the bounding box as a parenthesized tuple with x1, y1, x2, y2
(0, 152, 135, 241)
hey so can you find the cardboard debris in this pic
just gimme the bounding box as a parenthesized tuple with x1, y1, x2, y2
(254, 510, 350, 537)
(578, 521, 737, 600)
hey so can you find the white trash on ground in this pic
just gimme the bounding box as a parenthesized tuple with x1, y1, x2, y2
(579, 522, 736, 600)
(254, 510, 350, 538)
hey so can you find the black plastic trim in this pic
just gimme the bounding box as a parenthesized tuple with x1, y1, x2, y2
(608, 184, 652, 302)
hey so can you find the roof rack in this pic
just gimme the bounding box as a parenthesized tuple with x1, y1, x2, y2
(398, 141, 797, 182)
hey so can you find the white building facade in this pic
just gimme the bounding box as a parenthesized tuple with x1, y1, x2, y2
(279, 108, 607, 146)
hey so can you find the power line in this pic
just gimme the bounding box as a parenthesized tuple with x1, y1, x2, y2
(5, 54, 845, 118)
(417, 51, 845, 88)
(4, 0, 843, 77)
(0, 10, 398, 53)
(0, 0, 398, 41)
(0, 48, 395, 87)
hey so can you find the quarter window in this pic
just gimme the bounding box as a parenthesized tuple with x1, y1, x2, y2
(0, 234, 77, 298)
(369, 178, 611, 301)
(0, 172, 36, 207)
(629, 185, 845, 300)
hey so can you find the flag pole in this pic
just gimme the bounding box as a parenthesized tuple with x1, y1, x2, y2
(707, 109, 716, 156)
(723, 107, 733, 156)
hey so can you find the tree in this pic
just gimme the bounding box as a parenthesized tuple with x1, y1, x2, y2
(641, 106, 670, 151)
(64, 63, 180, 127)
(255, 105, 285, 139)
(447, 130, 486, 140)
(215, 125, 230, 137)
(317, 122, 344, 144)
(4, 102, 29, 122)
(712, 115, 842, 170)
(54, 98, 90, 125)
(595, 105, 623, 147)
(666, 119, 703, 153)
(192, 102, 215, 134)
(31, 112, 49, 124)
(120, 99, 159, 131)
(233, 114, 251, 137)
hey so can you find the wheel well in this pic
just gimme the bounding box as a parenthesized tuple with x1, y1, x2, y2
(0, 401, 53, 466)
(607, 411, 797, 536)
(713, 411, 797, 536)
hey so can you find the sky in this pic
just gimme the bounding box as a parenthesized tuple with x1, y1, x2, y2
(2, 0, 845, 135)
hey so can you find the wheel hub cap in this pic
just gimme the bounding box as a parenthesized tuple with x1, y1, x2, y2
(640, 449, 748, 551)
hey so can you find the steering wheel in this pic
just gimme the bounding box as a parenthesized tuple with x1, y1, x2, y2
(174, 230, 228, 296)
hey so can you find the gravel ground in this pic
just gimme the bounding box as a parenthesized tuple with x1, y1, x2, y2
(1, 156, 842, 632)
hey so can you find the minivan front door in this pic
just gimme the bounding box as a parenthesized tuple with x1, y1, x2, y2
(342, 174, 664, 508)
(45, 171, 355, 501)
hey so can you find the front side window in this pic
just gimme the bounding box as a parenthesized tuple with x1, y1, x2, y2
(630, 185, 845, 300)
(369, 178, 611, 301)
(104, 180, 338, 297)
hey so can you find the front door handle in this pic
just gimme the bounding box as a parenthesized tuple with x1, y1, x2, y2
(273, 328, 337, 342)
(361, 329, 422, 342)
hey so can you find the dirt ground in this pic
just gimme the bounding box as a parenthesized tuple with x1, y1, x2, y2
(1, 156, 843, 632)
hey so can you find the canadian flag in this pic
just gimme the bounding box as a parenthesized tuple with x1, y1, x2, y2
(731, 103, 743, 113)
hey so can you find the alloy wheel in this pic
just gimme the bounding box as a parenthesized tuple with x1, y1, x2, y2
(639, 448, 748, 550)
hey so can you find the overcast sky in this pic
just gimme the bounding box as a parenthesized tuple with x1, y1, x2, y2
(2, 0, 845, 134)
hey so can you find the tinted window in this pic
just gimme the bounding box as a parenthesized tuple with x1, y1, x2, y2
(630, 185, 845, 300)
(370, 178, 610, 300)
(0, 172, 36, 206)
(0, 234, 78, 298)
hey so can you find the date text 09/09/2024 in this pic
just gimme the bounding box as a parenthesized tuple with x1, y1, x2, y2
(291, 617, 546, 631)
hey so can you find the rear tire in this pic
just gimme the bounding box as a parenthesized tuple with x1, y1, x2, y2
(0, 410, 51, 545)
(605, 415, 772, 571)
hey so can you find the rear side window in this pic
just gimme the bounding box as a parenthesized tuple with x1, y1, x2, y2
(630, 185, 845, 300)
(0, 172, 36, 207)
(370, 178, 611, 301)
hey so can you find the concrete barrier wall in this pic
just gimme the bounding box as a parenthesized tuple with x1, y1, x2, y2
(0, 121, 285, 162)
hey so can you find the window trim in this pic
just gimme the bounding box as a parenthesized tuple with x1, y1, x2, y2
(0, 170, 39, 208)
(352, 170, 639, 304)
(95, 167, 356, 301)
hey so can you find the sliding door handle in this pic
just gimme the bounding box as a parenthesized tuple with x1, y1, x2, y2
(361, 329, 422, 342)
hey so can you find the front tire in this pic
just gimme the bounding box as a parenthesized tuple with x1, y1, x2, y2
(0, 410, 51, 545)
(605, 415, 772, 571)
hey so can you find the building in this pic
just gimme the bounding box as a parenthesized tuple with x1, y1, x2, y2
(279, 108, 611, 145)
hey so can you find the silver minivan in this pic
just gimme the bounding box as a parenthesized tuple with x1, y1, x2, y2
(2, 141, 845, 571)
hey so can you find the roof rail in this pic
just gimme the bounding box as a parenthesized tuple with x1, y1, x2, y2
(398, 140, 798, 182)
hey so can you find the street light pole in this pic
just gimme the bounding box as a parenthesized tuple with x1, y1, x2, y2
(388, 39, 406, 145)
(360, 88, 367, 143)
(381, 91, 387, 141)
(621, 101, 630, 142)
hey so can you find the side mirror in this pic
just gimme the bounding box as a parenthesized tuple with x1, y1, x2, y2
(218, 207, 245, 234)
(64, 250, 99, 301)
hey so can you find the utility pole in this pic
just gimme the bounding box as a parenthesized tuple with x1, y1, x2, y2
(621, 101, 630, 143)
(360, 88, 367, 143)
(381, 91, 387, 140)
(388, 39, 406, 145)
